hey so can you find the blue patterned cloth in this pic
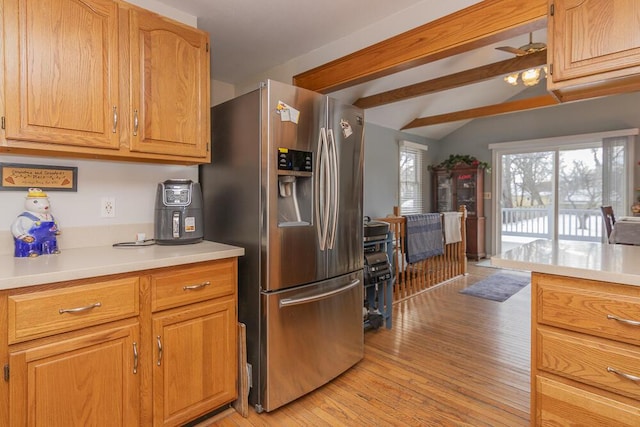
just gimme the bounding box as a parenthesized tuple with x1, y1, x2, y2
(404, 213, 444, 263)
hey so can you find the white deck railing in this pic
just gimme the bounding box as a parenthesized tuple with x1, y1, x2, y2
(501, 207, 602, 242)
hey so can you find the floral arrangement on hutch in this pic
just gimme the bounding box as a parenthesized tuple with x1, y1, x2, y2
(430, 154, 491, 173)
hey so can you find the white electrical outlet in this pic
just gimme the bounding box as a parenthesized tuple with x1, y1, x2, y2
(483, 192, 492, 200)
(101, 197, 116, 217)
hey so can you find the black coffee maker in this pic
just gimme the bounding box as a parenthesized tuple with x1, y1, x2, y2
(154, 179, 204, 245)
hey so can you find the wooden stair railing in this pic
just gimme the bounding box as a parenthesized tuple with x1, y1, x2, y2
(378, 205, 468, 301)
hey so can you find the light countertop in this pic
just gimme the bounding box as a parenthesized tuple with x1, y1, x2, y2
(491, 239, 640, 286)
(0, 240, 244, 290)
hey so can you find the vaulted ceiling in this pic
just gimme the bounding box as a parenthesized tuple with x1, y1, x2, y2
(153, 0, 555, 140)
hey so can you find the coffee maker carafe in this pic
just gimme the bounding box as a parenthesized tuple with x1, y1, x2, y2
(154, 179, 204, 245)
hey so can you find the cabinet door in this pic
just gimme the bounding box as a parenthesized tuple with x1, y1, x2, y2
(9, 323, 140, 427)
(454, 169, 478, 217)
(535, 376, 640, 426)
(3, 0, 120, 149)
(152, 297, 236, 427)
(550, 0, 640, 83)
(128, 9, 210, 159)
(433, 172, 453, 212)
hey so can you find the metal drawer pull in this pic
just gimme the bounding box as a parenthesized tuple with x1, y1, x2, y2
(133, 109, 139, 136)
(183, 281, 211, 291)
(607, 314, 640, 326)
(607, 366, 640, 383)
(156, 335, 163, 366)
(59, 302, 102, 314)
(112, 106, 118, 133)
(133, 342, 138, 374)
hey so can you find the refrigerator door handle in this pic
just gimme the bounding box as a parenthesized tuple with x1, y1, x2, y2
(316, 127, 330, 250)
(278, 279, 361, 308)
(326, 128, 339, 250)
(315, 128, 324, 249)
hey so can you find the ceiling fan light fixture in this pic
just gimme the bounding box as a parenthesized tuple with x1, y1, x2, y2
(504, 73, 519, 85)
(521, 67, 541, 86)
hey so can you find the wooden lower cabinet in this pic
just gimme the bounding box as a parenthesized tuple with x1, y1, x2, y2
(1, 258, 238, 427)
(152, 297, 236, 426)
(536, 376, 640, 426)
(531, 272, 640, 425)
(465, 216, 485, 260)
(8, 321, 140, 426)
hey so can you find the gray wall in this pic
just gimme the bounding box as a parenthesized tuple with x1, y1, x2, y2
(437, 89, 640, 255)
(363, 123, 438, 219)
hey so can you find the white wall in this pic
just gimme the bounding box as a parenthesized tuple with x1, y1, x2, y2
(0, 155, 197, 230)
(212, 80, 235, 106)
(125, 0, 197, 26)
(0, 154, 197, 252)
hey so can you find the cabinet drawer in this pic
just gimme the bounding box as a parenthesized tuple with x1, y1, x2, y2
(537, 327, 640, 400)
(151, 259, 236, 312)
(535, 376, 640, 426)
(8, 277, 139, 344)
(534, 273, 640, 346)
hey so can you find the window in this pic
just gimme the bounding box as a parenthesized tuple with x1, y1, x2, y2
(490, 129, 637, 253)
(399, 141, 428, 215)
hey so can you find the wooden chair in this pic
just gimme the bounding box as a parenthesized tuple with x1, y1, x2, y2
(600, 206, 616, 241)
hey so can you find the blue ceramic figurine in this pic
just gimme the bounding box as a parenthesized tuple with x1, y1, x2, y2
(11, 188, 61, 257)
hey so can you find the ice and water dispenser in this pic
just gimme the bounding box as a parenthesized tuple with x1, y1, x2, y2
(277, 148, 312, 226)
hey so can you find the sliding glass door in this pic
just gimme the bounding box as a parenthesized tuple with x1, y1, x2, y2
(500, 151, 555, 252)
(557, 146, 603, 241)
(491, 131, 635, 254)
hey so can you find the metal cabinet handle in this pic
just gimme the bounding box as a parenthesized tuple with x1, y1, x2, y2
(607, 366, 640, 382)
(183, 281, 211, 291)
(607, 314, 640, 326)
(59, 302, 102, 314)
(133, 109, 139, 136)
(112, 106, 118, 133)
(156, 335, 163, 366)
(133, 342, 138, 374)
(280, 279, 360, 308)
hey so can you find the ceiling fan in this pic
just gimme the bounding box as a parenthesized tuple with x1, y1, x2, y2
(496, 32, 546, 56)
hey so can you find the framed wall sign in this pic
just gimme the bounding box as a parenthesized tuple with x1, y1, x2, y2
(0, 163, 78, 191)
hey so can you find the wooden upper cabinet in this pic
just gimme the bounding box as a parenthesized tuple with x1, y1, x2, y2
(548, 0, 640, 101)
(3, 0, 120, 149)
(1, 0, 211, 164)
(128, 9, 210, 159)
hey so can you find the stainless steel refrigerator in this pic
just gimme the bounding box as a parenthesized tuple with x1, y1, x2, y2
(199, 80, 364, 413)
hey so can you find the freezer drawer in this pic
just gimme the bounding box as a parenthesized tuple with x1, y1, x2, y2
(261, 270, 364, 412)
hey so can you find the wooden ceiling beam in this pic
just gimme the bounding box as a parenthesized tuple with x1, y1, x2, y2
(402, 94, 558, 129)
(293, 0, 548, 93)
(353, 50, 547, 109)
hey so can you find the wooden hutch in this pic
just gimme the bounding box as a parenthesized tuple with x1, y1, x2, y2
(432, 164, 486, 260)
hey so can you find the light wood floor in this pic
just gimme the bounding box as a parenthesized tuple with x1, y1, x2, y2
(208, 264, 531, 426)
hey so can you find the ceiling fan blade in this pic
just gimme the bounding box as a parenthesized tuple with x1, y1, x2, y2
(495, 46, 529, 56)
